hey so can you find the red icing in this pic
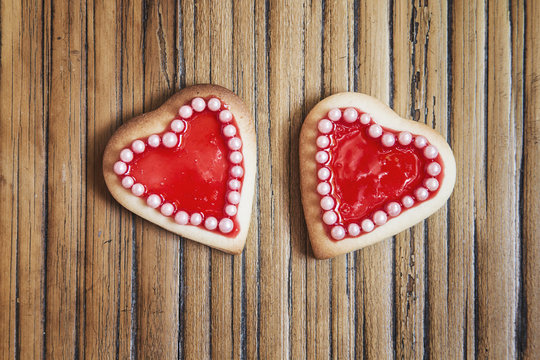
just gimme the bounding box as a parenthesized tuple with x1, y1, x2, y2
(119, 100, 243, 236)
(319, 109, 444, 239)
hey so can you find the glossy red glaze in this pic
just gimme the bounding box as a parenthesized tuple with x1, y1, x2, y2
(319, 110, 444, 239)
(123, 106, 243, 236)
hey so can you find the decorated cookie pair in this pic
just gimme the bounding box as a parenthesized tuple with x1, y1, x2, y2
(103, 85, 455, 259)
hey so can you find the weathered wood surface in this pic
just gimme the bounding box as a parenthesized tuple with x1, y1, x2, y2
(0, 0, 537, 358)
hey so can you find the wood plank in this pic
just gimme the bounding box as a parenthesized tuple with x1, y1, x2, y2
(393, 0, 450, 358)
(509, 0, 526, 354)
(355, 0, 394, 358)
(449, 0, 487, 357)
(232, 0, 259, 358)
(523, 0, 540, 357)
(258, 0, 305, 357)
(15, 0, 48, 355)
(322, 0, 356, 358)
(290, 0, 322, 357)
(391, 1, 427, 357)
(0, 0, 47, 358)
(421, 1, 453, 358)
(303, 1, 332, 358)
(45, 0, 87, 357)
(478, 0, 519, 357)
(250, 0, 272, 358)
(118, 1, 146, 358)
(84, 0, 136, 358)
(181, 0, 212, 358)
(207, 1, 236, 358)
(0, 0, 18, 350)
(135, 0, 181, 358)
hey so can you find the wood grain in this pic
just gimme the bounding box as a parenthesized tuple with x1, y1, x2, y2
(392, 1, 428, 357)
(208, 1, 235, 358)
(304, 2, 331, 358)
(480, 1, 519, 357)
(450, 0, 486, 357)
(1, 0, 539, 359)
(85, 0, 135, 358)
(324, 1, 356, 358)
(0, 0, 47, 359)
(45, 0, 86, 357)
(182, 0, 212, 358)
(523, 0, 540, 358)
(136, 1, 181, 358)
(356, 0, 394, 358)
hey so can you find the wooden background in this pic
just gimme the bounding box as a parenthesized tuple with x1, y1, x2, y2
(1, 0, 539, 358)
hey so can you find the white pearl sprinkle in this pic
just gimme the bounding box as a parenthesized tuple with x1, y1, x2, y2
(131, 183, 145, 196)
(368, 124, 383, 138)
(174, 211, 189, 225)
(190, 213, 203, 226)
(398, 131, 412, 146)
(328, 108, 341, 121)
(148, 134, 160, 148)
(225, 204, 237, 216)
(204, 217, 218, 230)
(423, 145, 438, 159)
(228, 137, 242, 151)
(320, 196, 335, 211)
(146, 194, 162, 208)
(219, 110, 233, 123)
(207, 98, 221, 111)
(322, 211, 338, 225)
(229, 151, 243, 164)
(171, 119, 186, 133)
(223, 124, 237, 137)
(228, 191, 241, 205)
(228, 179, 241, 190)
(381, 133, 395, 147)
(361, 219, 374, 233)
(402, 195, 414, 208)
(230, 165, 244, 178)
(373, 210, 388, 226)
(414, 136, 427, 148)
(318, 167, 331, 181)
(132, 140, 146, 153)
(191, 97, 206, 112)
(162, 132, 178, 148)
(316, 135, 330, 148)
(359, 113, 371, 125)
(315, 151, 329, 164)
(113, 161, 127, 175)
(427, 162, 441, 176)
(415, 187, 429, 201)
(348, 223, 361, 237)
(219, 218, 234, 233)
(179, 105, 193, 118)
(317, 182, 331, 195)
(331, 226, 346, 240)
(424, 178, 439, 191)
(343, 108, 358, 123)
(386, 202, 401, 217)
(121, 176, 134, 189)
(120, 148, 134, 162)
(318, 119, 333, 134)
(160, 203, 174, 216)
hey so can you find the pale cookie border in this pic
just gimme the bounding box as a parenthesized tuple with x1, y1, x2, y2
(300, 92, 456, 259)
(103, 84, 256, 255)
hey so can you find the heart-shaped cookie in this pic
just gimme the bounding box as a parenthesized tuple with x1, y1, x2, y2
(300, 92, 456, 259)
(103, 84, 256, 254)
